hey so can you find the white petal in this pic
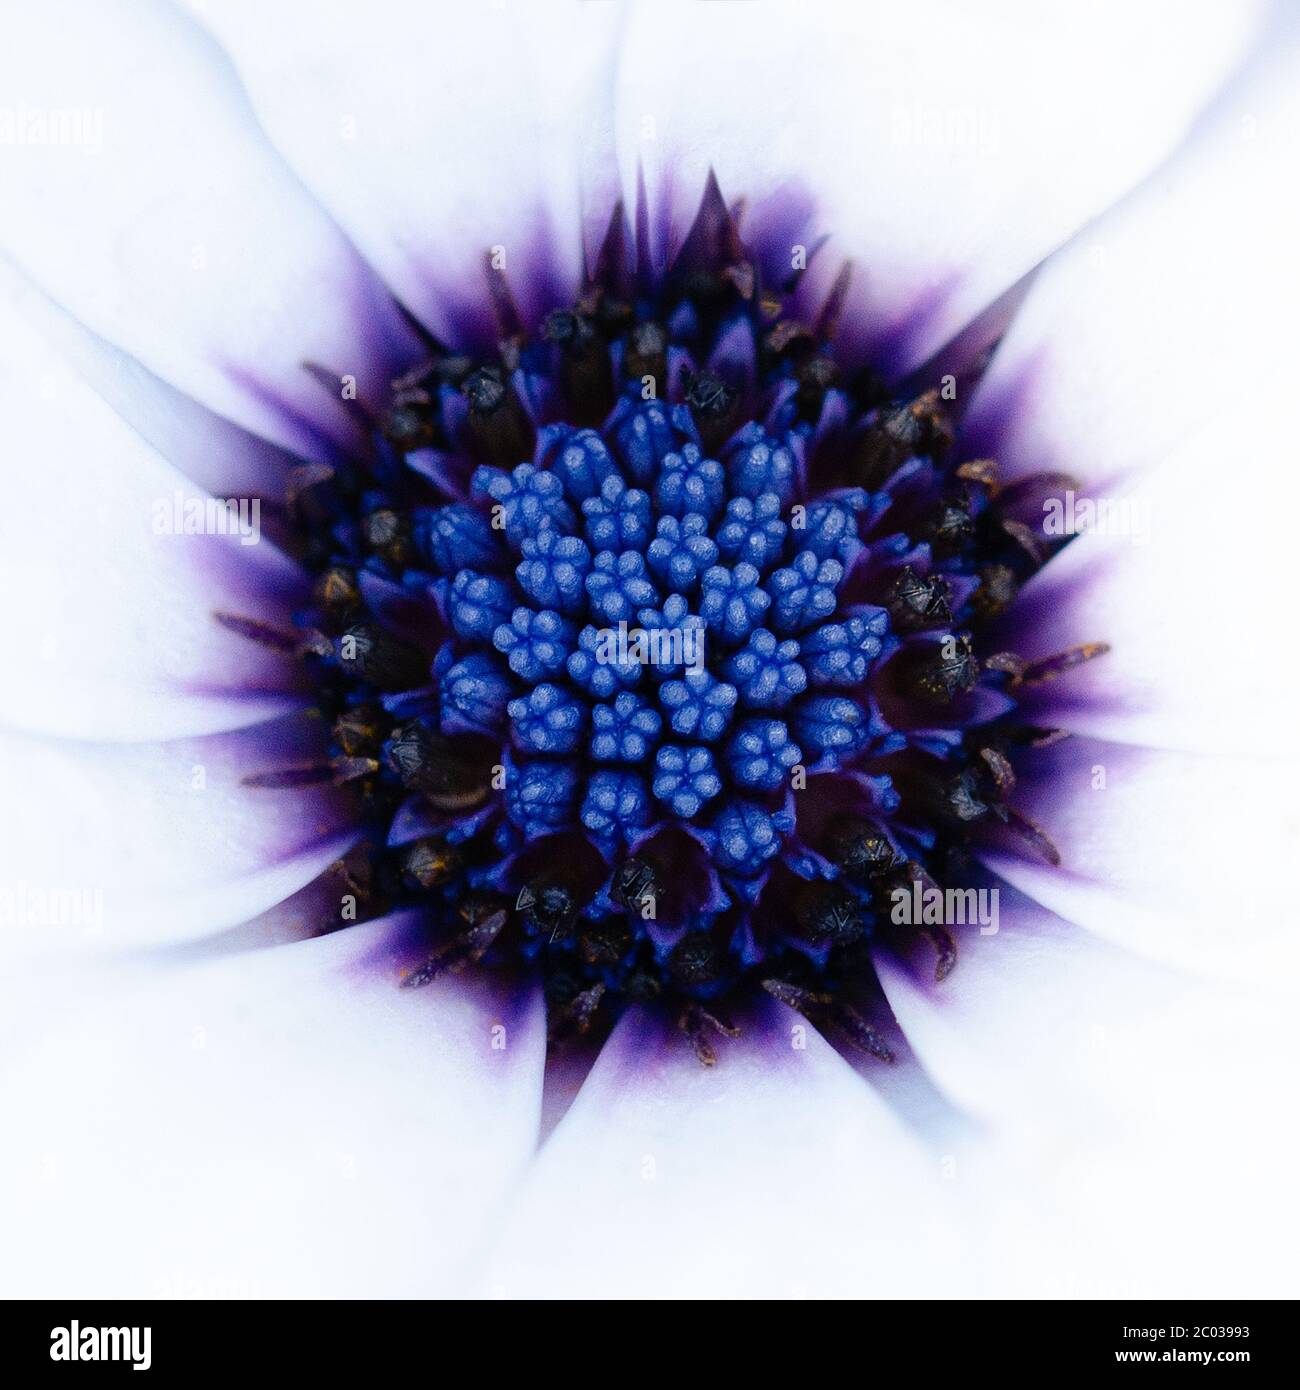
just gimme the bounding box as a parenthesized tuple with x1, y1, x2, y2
(876, 888, 1175, 1128)
(0, 269, 308, 741)
(883, 955, 1299, 1296)
(614, 0, 1266, 373)
(0, 713, 357, 953)
(992, 404, 1300, 758)
(476, 991, 1295, 1298)
(0, 0, 420, 460)
(470, 1002, 973, 1297)
(0, 917, 545, 1296)
(1007, 984, 1299, 1298)
(961, 18, 1300, 488)
(183, 0, 625, 341)
(977, 736, 1300, 988)
(6, 262, 303, 503)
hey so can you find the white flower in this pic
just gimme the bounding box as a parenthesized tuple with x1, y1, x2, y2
(0, 0, 1297, 1299)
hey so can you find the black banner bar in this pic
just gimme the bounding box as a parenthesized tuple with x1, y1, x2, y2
(0, 1298, 1287, 1375)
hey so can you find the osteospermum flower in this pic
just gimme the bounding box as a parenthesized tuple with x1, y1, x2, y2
(1, 0, 1297, 1299)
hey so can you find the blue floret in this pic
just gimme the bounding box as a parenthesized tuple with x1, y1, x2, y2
(653, 744, 723, 818)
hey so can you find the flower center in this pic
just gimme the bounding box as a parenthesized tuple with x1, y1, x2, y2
(245, 179, 1105, 1064)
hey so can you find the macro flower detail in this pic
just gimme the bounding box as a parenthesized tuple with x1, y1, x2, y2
(2, 0, 1297, 1307)
(227, 175, 1111, 1063)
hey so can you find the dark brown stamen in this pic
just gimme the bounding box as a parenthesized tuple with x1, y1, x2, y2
(401, 904, 508, 988)
(611, 856, 658, 910)
(1005, 809, 1062, 866)
(669, 932, 728, 988)
(361, 508, 414, 569)
(385, 721, 493, 811)
(398, 838, 462, 891)
(311, 566, 362, 629)
(543, 309, 612, 418)
(461, 366, 533, 462)
(241, 763, 335, 789)
(213, 611, 298, 652)
(547, 982, 606, 1040)
(927, 496, 975, 556)
(335, 623, 429, 691)
(831, 1004, 895, 1063)
(955, 457, 999, 488)
(515, 880, 579, 941)
(851, 387, 954, 487)
(623, 320, 668, 387)
(970, 563, 1019, 619)
(792, 880, 865, 948)
(1001, 518, 1048, 567)
(826, 815, 906, 880)
(979, 746, 1017, 797)
(1017, 642, 1111, 685)
(678, 1003, 741, 1067)
(923, 923, 958, 982)
(686, 369, 739, 450)
(332, 704, 385, 758)
(904, 634, 978, 704)
(886, 566, 952, 633)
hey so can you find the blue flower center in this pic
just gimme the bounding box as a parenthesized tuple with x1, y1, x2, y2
(445, 401, 883, 839)
(261, 178, 1105, 1063)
